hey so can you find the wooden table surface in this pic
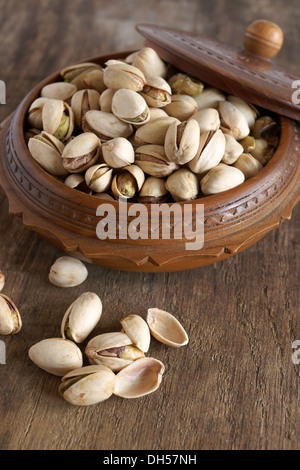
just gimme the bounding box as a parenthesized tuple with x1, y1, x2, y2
(1, 0, 300, 451)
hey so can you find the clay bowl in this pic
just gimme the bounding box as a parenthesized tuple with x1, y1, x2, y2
(0, 50, 300, 273)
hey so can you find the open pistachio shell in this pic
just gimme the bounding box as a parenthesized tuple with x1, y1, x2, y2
(164, 94, 197, 121)
(112, 89, 150, 125)
(71, 89, 100, 128)
(164, 119, 200, 165)
(49, 256, 88, 287)
(103, 62, 146, 91)
(41, 82, 77, 101)
(61, 62, 102, 89)
(27, 97, 50, 129)
(135, 116, 179, 145)
(82, 110, 133, 141)
(61, 292, 102, 343)
(29, 338, 83, 376)
(85, 163, 113, 193)
(0, 294, 22, 335)
(111, 165, 145, 199)
(61, 132, 101, 173)
(189, 108, 220, 133)
(140, 76, 171, 108)
(85, 332, 144, 372)
(222, 134, 244, 165)
(59, 365, 116, 406)
(120, 314, 151, 353)
(227, 95, 258, 129)
(102, 137, 135, 168)
(114, 357, 165, 398)
(99, 88, 116, 113)
(146, 308, 189, 347)
(188, 129, 226, 174)
(135, 144, 179, 177)
(132, 47, 167, 79)
(42, 99, 74, 142)
(82, 68, 106, 94)
(28, 132, 68, 176)
(219, 101, 250, 140)
(64, 174, 92, 194)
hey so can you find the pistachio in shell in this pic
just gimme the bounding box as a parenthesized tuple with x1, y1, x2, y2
(138, 176, 170, 204)
(61, 132, 101, 173)
(0, 294, 22, 335)
(99, 88, 116, 113)
(111, 165, 145, 199)
(146, 308, 189, 347)
(112, 89, 150, 126)
(82, 110, 133, 141)
(28, 131, 68, 176)
(194, 87, 225, 110)
(64, 174, 92, 194)
(188, 129, 226, 174)
(132, 47, 167, 79)
(103, 62, 146, 91)
(164, 119, 200, 165)
(200, 163, 245, 196)
(140, 76, 172, 108)
(134, 116, 179, 146)
(41, 82, 77, 102)
(164, 94, 197, 121)
(233, 153, 263, 179)
(188, 108, 220, 133)
(221, 134, 244, 165)
(85, 163, 113, 193)
(120, 314, 151, 353)
(49, 256, 88, 288)
(135, 144, 179, 177)
(102, 137, 135, 168)
(71, 89, 100, 128)
(219, 101, 250, 140)
(60, 62, 102, 89)
(165, 168, 199, 202)
(168, 73, 204, 97)
(27, 97, 50, 129)
(42, 99, 74, 142)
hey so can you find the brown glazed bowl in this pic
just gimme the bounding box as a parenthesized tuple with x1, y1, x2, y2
(1, 50, 300, 273)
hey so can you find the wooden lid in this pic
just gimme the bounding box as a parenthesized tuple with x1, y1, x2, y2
(136, 20, 300, 121)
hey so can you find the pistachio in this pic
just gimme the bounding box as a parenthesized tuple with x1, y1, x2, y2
(41, 82, 77, 102)
(82, 110, 133, 141)
(111, 89, 150, 125)
(61, 62, 102, 89)
(59, 365, 116, 406)
(135, 116, 179, 146)
(164, 94, 197, 121)
(64, 174, 92, 194)
(103, 62, 146, 91)
(164, 119, 200, 165)
(85, 163, 113, 193)
(188, 108, 220, 133)
(71, 89, 100, 128)
(85, 332, 144, 372)
(61, 292, 102, 343)
(114, 357, 165, 398)
(125, 51, 138, 64)
(138, 176, 170, 204)
(168, 73, 204, 97)
(61, 132, 101, 173)
(146, 308, 189, 347)
(233, 153, 263, 179)
(165, 168, 199, 202)
(221, 134, 244, 164)
(194, 87, 225, 110)
(28, 132, 68, 176)
(249, 138, 275, 166)
(135, 144, 179, 177)
(102, 137, 135, 168)
(0, 271, 4, 292)
(28, 338, 83, 376)
(111, 165, 145, 199)
(227, 95, 259, 129)
(0, 294, 22, 335)
(239, 135, 256, 152)
(99, 88, 116, 113)
(49, 256, 88, 288)
(27, 97, 50, 129)
(93, 193, 115, 201)
(42, 99, 74, 142)
(140, 76, 172, 108)
(219, 101, 250, 140)
(82, 68, 107, 94)
(148, 107, 168, 122)
(188, 129, 226, 174)
(200, 163, 245, 196)
(252, 116, 280, 143)
(120, 314, 151, 353)
(132, 47, 167, 79)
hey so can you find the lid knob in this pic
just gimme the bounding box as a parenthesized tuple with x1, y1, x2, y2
(244, 20, 284, 59)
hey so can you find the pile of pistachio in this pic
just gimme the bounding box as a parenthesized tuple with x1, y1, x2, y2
(0, 257, 189, 406)
(26, 47, 279, 202)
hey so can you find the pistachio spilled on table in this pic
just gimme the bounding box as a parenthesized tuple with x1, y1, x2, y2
(26, 46, 279, 201)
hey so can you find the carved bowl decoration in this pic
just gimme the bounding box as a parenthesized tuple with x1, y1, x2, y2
(1, 39, 300, 272)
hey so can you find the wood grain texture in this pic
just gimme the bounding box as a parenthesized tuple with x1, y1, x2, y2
(0, 0, 300, 450)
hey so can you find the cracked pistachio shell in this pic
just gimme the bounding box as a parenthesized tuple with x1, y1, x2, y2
(168, 73, 204, 97)
(0, 271, 4, 292)
(165, 119, 200, 165)
(135, 116, 179, 145)
(102, 137, 134, 168)
(233, 153, 263, 179)
(120, 314, 151, 353)
(188, 129, 226, 174)
(85, 163, 113, 193)
(135, 144, 179, 177)
(0, 294, 22, 335)
(111, 165, 145, 199)
(114, 357, 165, 398)
(42, 99, 74, 142)
(59, 365, 116, 406)
(194, 87, 226, 110)
(140, 76, 171, 108)
(27, 97, 50, 129)
(103, 62, 146, 91)
(49, 256, 88, 287)
(41, 82, 77, 101)
(219, 101, 250, 140)
(138, 176, 169, 204)
(188, 108, 220, 133)
(165, 168, 199, 202)
(132, 47, 167, 79)
(28, 338, 83, 376)
(112, 89, 150, 125)
(64, 174, 92, 194)
(61, 132, 101, 173)
(222, 134, 244, 164)
(200, 163, 245, 196)
(61, 292, 102, 343)
(28, 131, 68, 176)
(249, 138, 275, 166)
(99, 88, 116, 113)
(82, 110, 133, 141)
(71, 89, 100, 128)
(61, 62, 102, 89)
(227, 95, 258, 129)
(82, 68, 107, 94)
(85, 332, 144, 372)
(146, 308, 189, 347)
(164, 94, 197, 121)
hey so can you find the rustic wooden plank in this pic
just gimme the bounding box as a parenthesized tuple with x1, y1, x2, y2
(0, 0, 300, 451)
